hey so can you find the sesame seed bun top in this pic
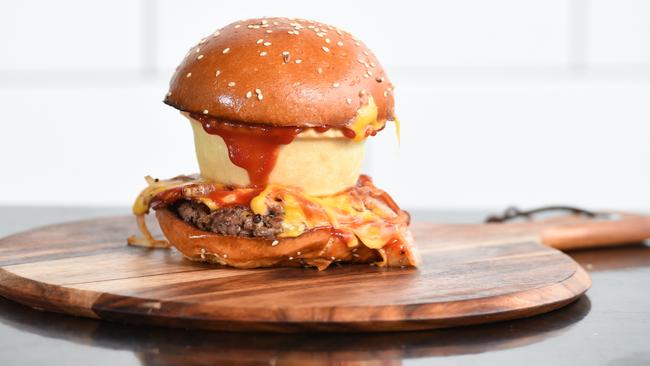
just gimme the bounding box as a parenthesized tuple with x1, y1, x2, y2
(164, 17, 395, 128)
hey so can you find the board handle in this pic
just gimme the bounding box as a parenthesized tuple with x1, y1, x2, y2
(487, 206, 650, 251)
(540, 214, 650, 251)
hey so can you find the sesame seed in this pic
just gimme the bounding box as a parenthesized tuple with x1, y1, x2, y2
(332, 82, 340, 88)
(271, 240, 279, 246)
(322, 46, 330, 53)
(197, 54, 204, 60)
(318, 67, 323, 74)
(346, 98, 352, 104)
(289, 256, 294, 260)
(337, 41, 343, 46)
(370, 61, 376, 67)
(376, 77, 384, 83)
(257, 38, 264, 44)
(331, 256, 336, 260)
(166, 91, 172, 97)
(367, 70, 373, 76)
(255, 88, 262, 94)
(384, 90, 388, 97)
(266, 29, 273, 33)
(222, 47, 230, 54)
(282, 51, 290, 63)
(260, 51, 268, 56)
(203, 109, 209, 114)
(363, 51, 369, 56)
(261, 19, 268, 25)
(223, 254, 228, 259)
(215, 70, 221, 77)
(257, 93, 264, 101)
(355, 41, 360, 46)
(234, 24, 241, 28)
(295, 59, 302, 64)
(273, 21, 279, 26)
(213, 31, 220, 37)
(336, 29, 343, 35)
(246, 91, 252, 98)
(263, 41, 272, 46)
(186, 72, 192, 78)
(316, 32, 325, 38)
(357, 59, 365, 64)
(297, 251, 302, 255)
(199, 38, 207, 44)
(363, 73, 369, 78)
(228, 81, 236, 87)
(325, 38, 331, 43)
(352, 253, 359, 258)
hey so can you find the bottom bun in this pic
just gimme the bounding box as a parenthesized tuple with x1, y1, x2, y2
(156, 208, 385, 270)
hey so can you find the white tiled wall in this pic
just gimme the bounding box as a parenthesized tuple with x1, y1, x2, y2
(588, 0, 650, 64)
(1, 1, 649, 210)
(0, 0, 142, 70)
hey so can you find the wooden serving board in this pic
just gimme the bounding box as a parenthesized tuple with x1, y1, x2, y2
(0, 215, 594, 332)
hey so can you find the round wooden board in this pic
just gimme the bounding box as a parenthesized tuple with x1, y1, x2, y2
(0, 216, 590, 332)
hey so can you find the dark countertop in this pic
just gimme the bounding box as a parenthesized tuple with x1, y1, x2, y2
(0, 206, 649, 366)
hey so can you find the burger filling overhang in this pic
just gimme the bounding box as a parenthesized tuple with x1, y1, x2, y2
(129, 17, 417, 269)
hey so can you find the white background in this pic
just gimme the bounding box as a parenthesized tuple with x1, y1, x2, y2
(0, 0, 648, 211)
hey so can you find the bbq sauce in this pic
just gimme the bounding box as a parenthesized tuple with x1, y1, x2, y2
(191, 113, 304, 187)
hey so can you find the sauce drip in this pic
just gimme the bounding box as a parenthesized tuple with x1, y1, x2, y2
(313, 125, 331, 133)
(207, 188, 263, 206)
(191, 113, 303, 186)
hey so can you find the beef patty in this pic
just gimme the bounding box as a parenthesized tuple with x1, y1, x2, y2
(173, 200, 283, 239)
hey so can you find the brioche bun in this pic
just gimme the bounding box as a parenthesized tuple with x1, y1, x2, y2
(164, 17, 394, 127)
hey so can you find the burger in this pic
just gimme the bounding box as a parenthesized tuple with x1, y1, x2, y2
(129, 17, 419, 270)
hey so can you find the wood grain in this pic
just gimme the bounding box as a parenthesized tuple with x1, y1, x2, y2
(0, 215, 595, 332)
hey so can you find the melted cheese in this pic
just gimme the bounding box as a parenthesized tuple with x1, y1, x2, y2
(347, 96, 400, 144)
(132, 175, 209, 216)
(394, 116, 401, 145)
(348, 97, 382, 142)
(134, 175, 409, 251)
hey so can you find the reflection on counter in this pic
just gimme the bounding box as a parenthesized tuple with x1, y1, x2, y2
(0, 295, 589, 365)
